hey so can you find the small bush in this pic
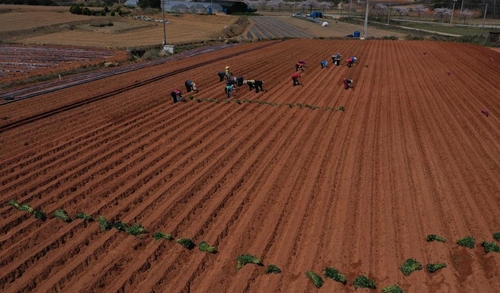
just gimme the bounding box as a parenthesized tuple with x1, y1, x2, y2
(482, 241, 500, 254)
(54, 209, 72, 223)
(75, 212, 94, 221)
(236, 253, 262, 270)
(153, 231, 173, 240)
(427, 234, 446, 243)
(493, 232, 500, 241)
(33, 210, 47, 221)
(176, 238, 195, 250)
(427, 263, 446, 273)
(456, 236, 475, 249)
(400, 259, 422, 276)
(382, 284, 404, 293)
(353, 275, 376, 289)
(126, 224, 147, 237)
(324, 267, 347, 285)
(98, 215, 113, 231)
(306, 271, 323, 288)
(265, 264, 281, 274)
(198, 241, 217, 254)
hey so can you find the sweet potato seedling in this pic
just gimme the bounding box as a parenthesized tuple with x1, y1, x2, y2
(198, 241, 217, 253)
(324, 267, 347, 285)
(306, 271, 323, 288)
(427, 234, 446, 243)
(296, 103, 303, 108)
(400, 259, 422, 276)
(353, 275, 376, 290)
(236, 253, 262, 270)
(493, 232, 500, 241)
(114, 221, 127, 231)
(286, 103, 294, 108)
(265, 264, 281, 274)
(335, 106, 346, 112)
(153, 232, 173, 241)
(54, 209, 72, 223)
(175, 238, 195, 250)
(456, 236, 475, 249)
(33, 210, 47, 221)
(382, 284, 404, 293)
(98, 215, 113, 231)
(126, 224, 147, 237)
(482, 241, 500, 254)
(75, 212, 94, 221)
(427, 263, 447, 273)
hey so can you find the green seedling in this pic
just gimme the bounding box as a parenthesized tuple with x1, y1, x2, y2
(353, 275, 376, 290)
(194, 98, 202, 103)
(253, 99, 261, 104)
(335, 106, 346, 112)
(382, 284, 403, 293)
(286, 103, 294, 108)
(482, 241, 500, 253)
(427, 234, 446, 243)
(235, 99, 241, 105)
(325, 106, 333, 111)
(223, 99, 229, 103)
(427, 263, 447, 273)
(265, 264, 281, 274)
(114, 221, 128, 231)
(262, 101, 271, 105)
(272, 102, 279, 106)
(126, 223, 147, 237)
(296, 103, 303, 108)
(244, 99, 251, 103)
(493, 232, 500, 241)
(75, 212, 94, 221)
(153, 231, 173, 241)
(456, 236, 475, 249)
(98, 215, 113, 231)
(400, 259, 422, 276)
(175, 238, 195, 250)
(54, 209, 72, 223)
(213, 99, 219, 103)
(188, 95, 194, 100)
(324, 267, 347, 285)
(306, 271, 323, 288)
(33, 210, 47, 221)
(8, 200, 21, 210)
(236, 253, 262, 270)
(198, 241, 217, 253)
(9, 200, 34, 213)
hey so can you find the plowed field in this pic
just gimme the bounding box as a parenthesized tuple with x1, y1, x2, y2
(1, 39, 500, 293)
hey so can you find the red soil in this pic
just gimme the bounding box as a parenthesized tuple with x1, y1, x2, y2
(1, 39, 500, 293)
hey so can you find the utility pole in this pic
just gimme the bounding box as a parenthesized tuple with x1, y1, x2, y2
(450, 0, 457, 24)
(364, 0, 369, 38)
(162, 0, 166, 45)
(387, 1, 391, 24)
(481, 3, 488, 35)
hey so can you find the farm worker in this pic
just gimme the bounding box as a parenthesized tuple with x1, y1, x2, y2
(171, 89, 185, 103)
(225, 66, 232, 79)
(343, 78, 353, 90)
(246, 79, 256, 91)
(295, 60, 306, 71)
(346, 56, 357, 68)
(184, 80, 198, 93)
(253, 80, 265, 93)
(235, 76, 244, 87)
(292, 72, 301, 86)
(218, 71, 226, 82)
(320, 60, 328, 69)
(332, 53, 341, 66)
(225, 82, 235, 98)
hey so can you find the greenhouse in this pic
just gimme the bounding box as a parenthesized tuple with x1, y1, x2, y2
(124, 0, 224, 14)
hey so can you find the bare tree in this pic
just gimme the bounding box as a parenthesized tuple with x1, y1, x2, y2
(434, 7, 452, 22)
(413, 5, 429, 20)
(459, 9, 473, 23)
(375, 3, 388, 16)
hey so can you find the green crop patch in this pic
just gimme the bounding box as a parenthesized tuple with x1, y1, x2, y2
(306, 271, 323, 288)
(153, 231, 173, 241)
(382, 284, 404, 293)
(126, 224, 147, 237)
(335, 106, 345, 112)
(33, 210, 47, 221)
(98, 215, 113, 231)
(9, 200, 35, 213)
(456, 236, 475, 249)
(265, 264, 281, 274)
(493, 232, 500, 241)
(236, 253, 262, 270)
(426, 263, 447, 273)
(400, 259, 422, 276)
(54, 209, 72, 223)
(482, 241, 500, 254)
(114, 221, 128, 231)
(426, 234, 446, 243)
(198, 241, 217, 254)
(353, 275, 376, 290)
(175, 238, 195, 250)
(324, 267, 347, 285)
(75, 212, 94, 221)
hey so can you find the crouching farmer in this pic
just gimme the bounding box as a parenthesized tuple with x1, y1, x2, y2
(218, 71, 226, 82)
(171, 89, 186, 103)
(292, 72, 301, 86)
(225, 83, 235, 98)
(185, 80, 198, 93)
(343, 78, 353, 90)
(320, 60, 328, 69)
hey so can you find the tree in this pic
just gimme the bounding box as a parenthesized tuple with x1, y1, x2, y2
(375, 3, 388, 15)
(459, 9, 473, 23)
(434, 7, 452, 22)
(413, 5, 429, 20)
(395, 7, 409, 17)
(318, 1, 331, 12)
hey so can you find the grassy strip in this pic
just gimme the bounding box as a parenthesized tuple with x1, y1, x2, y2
(427, 263, 447, 273)
(236, 253, 262, 270)
(353, 275, 376, 290)
(400, 259, 422, 276)
(306, 271, 323, 288)
(427, 234, 446, 243)
(482, 241, 500, 254)
(324, 267, 347, 285)
(457, 236, 475, 249)
(382, 284, 404, 293)
(265, 264, 281, 274)
(54, 209, 72, 223)
(153, 232, 173, 241)
(198, 241, 217, 254)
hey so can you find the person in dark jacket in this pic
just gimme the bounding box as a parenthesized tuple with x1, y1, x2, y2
(218, 71, 225, 82)
(332, 53, 341, 66)
(343, 78, 353, 90)
(171, 89, 185, 103)
(246, 80, 265, 93)
(184, 80, 198, 93)
(295, 60, 306, 71)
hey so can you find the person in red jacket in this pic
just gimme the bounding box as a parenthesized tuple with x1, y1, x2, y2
(171, 89, 185, 103)
(295, 60, 306, 71)
(292, 72, 301, 86)
(343, 78, 353, 90)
